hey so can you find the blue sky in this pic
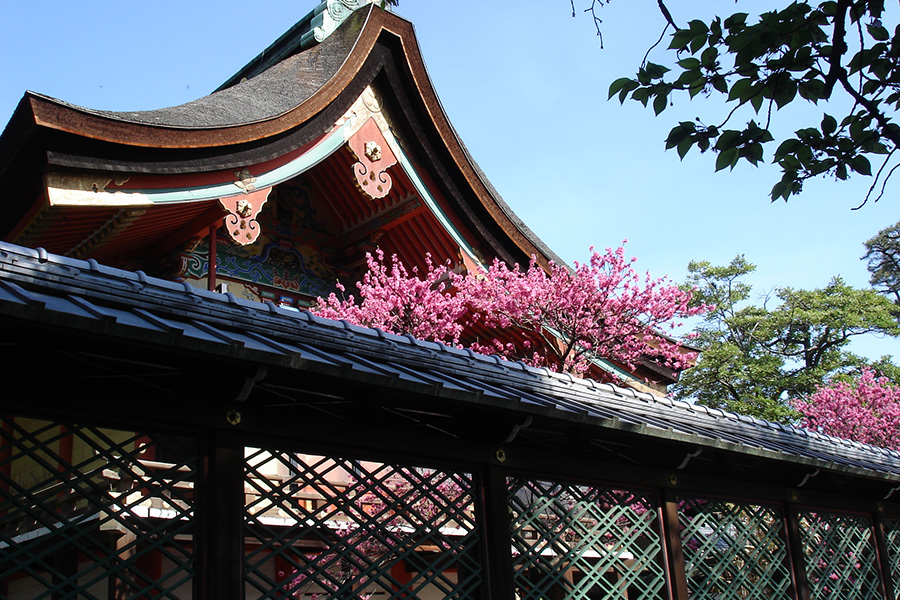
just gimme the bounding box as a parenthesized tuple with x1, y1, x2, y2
(2, 0, 898, 360)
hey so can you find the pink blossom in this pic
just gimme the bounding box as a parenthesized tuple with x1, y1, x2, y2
(794, 368, 900, 450)
(313, 249, 467, 345)
(460, 244, 708, 374)
(313, 244, 708, 379)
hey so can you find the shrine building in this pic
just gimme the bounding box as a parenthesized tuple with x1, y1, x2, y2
(2, 2, 900, 600)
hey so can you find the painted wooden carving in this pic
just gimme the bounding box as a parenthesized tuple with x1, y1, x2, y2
(220, 187, 271, 245)
(348, 117, 397, 199)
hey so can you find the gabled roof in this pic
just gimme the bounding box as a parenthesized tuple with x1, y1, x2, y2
(1, 239, 898, 492)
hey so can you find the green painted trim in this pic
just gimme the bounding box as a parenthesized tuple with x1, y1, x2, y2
(115, 121, 351, 204)
(386, 130, 482, 267)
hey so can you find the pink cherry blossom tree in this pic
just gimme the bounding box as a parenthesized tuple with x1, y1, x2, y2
(314, 249, 467, 346)
(794, 369, 900, 450)
(461, 244, 707, 374)
(313, 244, 706, 377)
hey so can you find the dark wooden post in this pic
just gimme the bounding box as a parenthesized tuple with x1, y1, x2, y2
(196, 430, 244, 600)
(659, 488, 689, 600)
(873, 513, 897, 600)
(475, 465, 514, 600)
(784, 504, 811, 600)
(50, 545, 78, 600)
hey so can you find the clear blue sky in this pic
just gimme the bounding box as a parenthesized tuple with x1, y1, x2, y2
(2, 1, 898, 360)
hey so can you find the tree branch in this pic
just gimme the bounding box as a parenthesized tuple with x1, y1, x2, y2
(823, 0, 852, 97)
(657, 0, 677, 30)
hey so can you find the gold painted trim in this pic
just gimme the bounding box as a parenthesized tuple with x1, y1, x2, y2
(45, 172, 153, 207)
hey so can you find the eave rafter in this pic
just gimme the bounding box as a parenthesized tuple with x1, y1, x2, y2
(67, 207, 147, 259)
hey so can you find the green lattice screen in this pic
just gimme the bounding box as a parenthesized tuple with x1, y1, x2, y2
(883, 518, 900, 599)
(243, 449, 481, 599)
(0, 416, 195, 599)
(678, 497, 792, 600)
(799, 510, 882, 600)
(508, 477, 667, 600)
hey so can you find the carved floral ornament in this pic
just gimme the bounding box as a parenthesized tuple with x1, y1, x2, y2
(220, 169, 271, 245)
(348, 117, 397, 200)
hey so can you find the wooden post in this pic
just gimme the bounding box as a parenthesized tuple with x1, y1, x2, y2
(196, 430, 244, 600)
(111, 531, 138, 600)
(659, 488, 689, 600)
(0, 416, 12, 494)
(207, 224, 218, 292)
(50, 544, 78, 600)
(475, 466, 514, 600)
(873, 514, 897, 600)
(783, 504, 811, 600)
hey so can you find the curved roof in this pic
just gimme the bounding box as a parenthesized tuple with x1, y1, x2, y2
(24, 10, 363, 138)
(0, 6, 561, 266)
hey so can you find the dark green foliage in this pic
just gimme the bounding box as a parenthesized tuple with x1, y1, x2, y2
(606, 0, 900, 204)
(864, 220, 900, 307)
(674, 256, 900, 422)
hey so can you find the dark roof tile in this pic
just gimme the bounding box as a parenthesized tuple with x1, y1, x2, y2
(1, 239, 899, 480)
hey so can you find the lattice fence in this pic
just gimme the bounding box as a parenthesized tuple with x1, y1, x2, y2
(243, 448, 481, 599)
(883, 517, 900, 598)
(799, 510, 882, 600)
(0, 416, 195, 599)
(678, 497, 792, 600)
(508, 477, 667, 600)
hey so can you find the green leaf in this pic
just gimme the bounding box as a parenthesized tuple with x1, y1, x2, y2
(798, 79, 825, 102)
(716, 147, 739, 171)
(745, 142, 764, 165)
(688, 79, 706, 98)
(774, 138, 802, 158)
(868, 23, 890, 41)
(653, 92, 668, 116)
(608, 77, 634, 100)
(677, 57, 701, 70)
(728, 78, 753, 102)
(690, 34, 707, 54)
(821, 114, 837, 136)
(715, 130, 742, 151)
(688, 19, 709, 35)
(669, 29, 694, 51)
(666, 125, 689, 149)
(723, 12, 748, 29)
(770, 180, 788, 200)
(773, 80, 798, 108)
(850, 155, 872, 175)
(750, 93, 764, 113)
(701, 46, 719, 67)
(644, 62, 670, 79)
